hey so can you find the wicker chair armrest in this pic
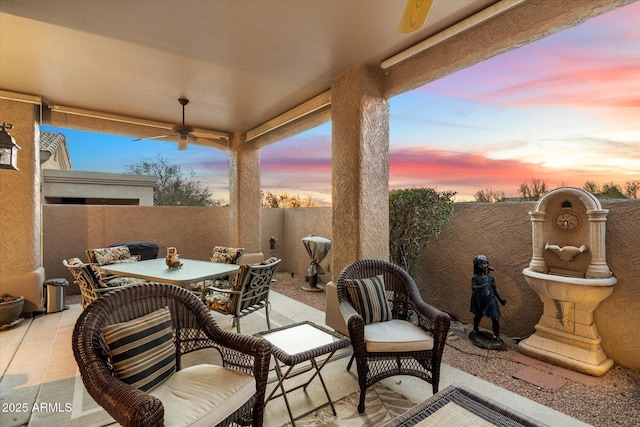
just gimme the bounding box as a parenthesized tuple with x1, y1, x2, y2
(79, 360, 164, 425)
(409, 296, 451, 359)
(339, 299, 365, 339)
(187, 293, 272, 370)
(411, 296, 449, 324)
(209, 328, 272, 384)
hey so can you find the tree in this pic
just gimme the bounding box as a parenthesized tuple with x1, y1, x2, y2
(583, 181, 600, 194)
(389, 188, 456, 276)
(124, 155, 224, 206)
(519, 178, 548, 201)
(474, 188, 505, 202)
(599, 182, 625, 199)
(260, 191, 315, 208)
(582, 181, 627, 199)
(624, 181, 639, 199)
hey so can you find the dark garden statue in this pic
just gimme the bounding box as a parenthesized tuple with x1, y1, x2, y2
(469, 254, 507, 350)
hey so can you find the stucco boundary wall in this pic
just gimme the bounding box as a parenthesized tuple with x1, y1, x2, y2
(42, 201, 639, 370)
(42, 206, 335, 291)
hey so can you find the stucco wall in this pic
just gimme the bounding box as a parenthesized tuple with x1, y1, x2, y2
(420, 200, 639, 370)
(0, 99, 45, 313)
(42, 205, 333, 290)
(43, 205, 232, 288)
(419, 202, 538, 336)
(282, 208, 334, 280)
(42, 200, 638, 369)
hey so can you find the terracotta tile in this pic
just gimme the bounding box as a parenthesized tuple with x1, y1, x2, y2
(513, 366, 567, 391)
(550, 366, 602, 386)
(511, 353, 554, 372)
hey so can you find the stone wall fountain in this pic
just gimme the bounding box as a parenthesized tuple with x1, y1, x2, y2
(519, 187, 616, 376)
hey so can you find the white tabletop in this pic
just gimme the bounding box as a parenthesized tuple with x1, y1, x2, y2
(101, 258, 239, 286)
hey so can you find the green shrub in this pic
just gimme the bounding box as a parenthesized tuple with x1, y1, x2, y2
(389, 188, 456, 276)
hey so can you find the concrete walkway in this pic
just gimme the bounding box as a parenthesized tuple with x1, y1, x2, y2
(0, 291, 590, 426)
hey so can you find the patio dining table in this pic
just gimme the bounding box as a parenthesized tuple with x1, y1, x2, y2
(101, 258, 239, 301)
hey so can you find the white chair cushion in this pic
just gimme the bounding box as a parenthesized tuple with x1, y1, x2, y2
(149, 364, 256, 427)
(364, 319, 434, 353)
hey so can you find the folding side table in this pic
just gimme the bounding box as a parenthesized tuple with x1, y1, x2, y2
(257, 321, 350, 426)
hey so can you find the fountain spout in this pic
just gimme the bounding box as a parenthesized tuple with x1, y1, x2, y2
(545, 243, 587, 263)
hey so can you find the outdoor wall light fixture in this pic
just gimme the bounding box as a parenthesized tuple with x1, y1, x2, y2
(0, 122, 21, 170)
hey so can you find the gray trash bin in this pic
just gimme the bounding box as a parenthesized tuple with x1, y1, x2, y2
(44, 278, 68, 313)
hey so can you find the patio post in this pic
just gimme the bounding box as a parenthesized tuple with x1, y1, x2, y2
(330, 64, 390, 281)
(228, 131, 262, 257)
(0, 98, 45, 313)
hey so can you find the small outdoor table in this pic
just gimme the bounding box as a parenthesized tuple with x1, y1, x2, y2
(257, 321, 350, 426)
(301, 235, 332, 291)
(101, 258, 239, 302)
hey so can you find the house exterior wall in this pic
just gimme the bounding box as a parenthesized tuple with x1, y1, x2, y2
(0, 98, 45, 312)
(42, 169, 156, 206)
(42, 200, 639, 370)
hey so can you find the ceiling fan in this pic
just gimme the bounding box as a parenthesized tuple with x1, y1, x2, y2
(134, 98, 225, 150)
(398, 0, 434, 34)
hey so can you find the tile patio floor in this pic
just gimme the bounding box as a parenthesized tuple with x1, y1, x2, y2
(0, 291, 590, 426)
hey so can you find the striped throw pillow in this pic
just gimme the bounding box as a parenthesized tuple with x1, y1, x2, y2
(345, 275, 392, 324)
(101, 307, 176, 391)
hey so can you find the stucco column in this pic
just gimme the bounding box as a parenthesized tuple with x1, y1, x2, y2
(330, 64, 389, 280)
(228, 131, 262, 256)
(586, 209, 612, 279)
(528, 211, 548, 272)
(0, 99, 45, 312)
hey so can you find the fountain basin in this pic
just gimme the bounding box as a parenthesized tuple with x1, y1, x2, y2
(520, 268, 616, 376)
(523, 268, 616, 304)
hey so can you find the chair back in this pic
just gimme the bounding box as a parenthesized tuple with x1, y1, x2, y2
(73, 283, 216, 366)
(337, 259, 417, 320)
(64, 259, 102, 308)
(86, 246, 139, 265)
(229, 258, 281, 314)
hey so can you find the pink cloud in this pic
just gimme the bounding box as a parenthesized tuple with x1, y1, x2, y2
(388, 147, 631, 198)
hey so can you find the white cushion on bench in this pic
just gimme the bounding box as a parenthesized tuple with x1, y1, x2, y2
(150, 364, 255, 427)
(364, 319, 434, 353)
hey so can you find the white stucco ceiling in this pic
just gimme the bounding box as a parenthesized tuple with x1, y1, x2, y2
(0, 0, 497, 137)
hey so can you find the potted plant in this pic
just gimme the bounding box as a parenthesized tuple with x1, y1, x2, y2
(0, 293, 24, 325)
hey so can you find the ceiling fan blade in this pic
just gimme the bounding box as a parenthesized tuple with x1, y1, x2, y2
(133, 133, 175, 142)
(190, 130, 227, 140)
(398, 0, 434, 34)
(192, 135, 223, 145)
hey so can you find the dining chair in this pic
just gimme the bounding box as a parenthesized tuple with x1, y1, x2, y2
(187, 246, 246, 297)
(63, 259, 132, 309)
(205, 257, 281, 333)
(336, 259, 450, 413)
(72, 282, 271, 426)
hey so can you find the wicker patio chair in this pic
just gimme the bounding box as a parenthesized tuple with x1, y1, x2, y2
(204, 257, 281, 333)
(336, 259, 450, 413)
(72, 282, 271, 427)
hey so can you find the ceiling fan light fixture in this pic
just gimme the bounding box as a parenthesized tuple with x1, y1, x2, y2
(178, 133, 188, 151)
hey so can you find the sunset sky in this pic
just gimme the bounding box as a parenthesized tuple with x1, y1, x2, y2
(43, 2, 640, 205)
